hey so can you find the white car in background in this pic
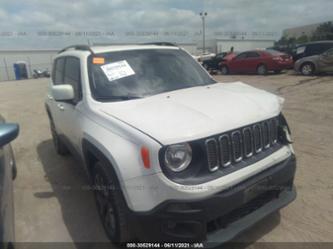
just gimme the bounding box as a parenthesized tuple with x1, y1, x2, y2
(45, 44, 296, 244)
(194, 52, 216, 62)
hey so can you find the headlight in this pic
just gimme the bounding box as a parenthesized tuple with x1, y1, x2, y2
(164, 143, 192, 172)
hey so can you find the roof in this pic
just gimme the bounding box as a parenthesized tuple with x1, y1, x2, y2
(92, 45, 179, 54)
(59, 44, 180, 55)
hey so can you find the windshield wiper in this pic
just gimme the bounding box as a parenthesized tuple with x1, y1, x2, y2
(96, 95, 143, 101)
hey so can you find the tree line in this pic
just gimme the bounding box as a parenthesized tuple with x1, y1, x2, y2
(274, 21, 333, 53)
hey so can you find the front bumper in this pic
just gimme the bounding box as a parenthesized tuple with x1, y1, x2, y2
(129, 155, 296, 243)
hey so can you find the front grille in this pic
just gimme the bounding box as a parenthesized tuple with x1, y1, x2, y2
(205, 117, 280, 172)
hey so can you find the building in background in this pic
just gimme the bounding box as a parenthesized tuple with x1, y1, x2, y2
(199, 38, 275, 54)
(0, 37, 277, 82)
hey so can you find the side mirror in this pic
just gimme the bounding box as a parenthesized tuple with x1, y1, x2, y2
(0, 123, 19, 147)
(52, 85, 74, 101)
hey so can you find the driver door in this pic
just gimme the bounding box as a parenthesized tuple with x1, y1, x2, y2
(50, 56, 83, 154)
(229, 52, 248, 73)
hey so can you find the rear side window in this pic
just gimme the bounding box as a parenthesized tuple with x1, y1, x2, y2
(306, 44, 329, 56)
(53, 58, 65, 84)
(64, 57, 81, 103)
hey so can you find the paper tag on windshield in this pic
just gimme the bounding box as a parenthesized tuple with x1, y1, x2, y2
(101, 60, 135, 81)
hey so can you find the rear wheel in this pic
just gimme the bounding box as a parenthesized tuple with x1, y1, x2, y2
(300, 63, 315, 76)
(221, 65, 229, 75)
(257, 64, 267, 75)
(92, 161, 132, 243)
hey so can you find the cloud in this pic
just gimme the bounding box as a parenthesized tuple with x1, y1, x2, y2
(0, 0, 332, 48)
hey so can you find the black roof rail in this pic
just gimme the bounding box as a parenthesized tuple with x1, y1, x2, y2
(58, 44, 95, 54)
(141, 42, 178, 47)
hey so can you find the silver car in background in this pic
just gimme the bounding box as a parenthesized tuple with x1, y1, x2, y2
(295, 48, 333, 75)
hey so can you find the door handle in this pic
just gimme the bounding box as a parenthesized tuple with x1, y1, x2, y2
(57, 104, 64, 111)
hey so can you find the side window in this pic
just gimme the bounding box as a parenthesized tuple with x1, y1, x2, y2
(236, 53, 247, 60)
(64, 57, 81, 104)
(306, 44, 323, 56)
(53, 58, 65, 85)
(246, 52, 260, 58)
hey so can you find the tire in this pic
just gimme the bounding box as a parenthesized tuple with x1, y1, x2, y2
(257, 64, 267, 75)
(221, 65, 229, 75)
(300, 63, 315, 76)
(92, 161, 132, 243)
(49, 119, 69, 155)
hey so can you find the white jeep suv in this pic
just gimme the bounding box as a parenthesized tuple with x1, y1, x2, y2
(45, 44, 296, 244)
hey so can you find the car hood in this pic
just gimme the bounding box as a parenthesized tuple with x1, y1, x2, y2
(99, 82, 284, 145)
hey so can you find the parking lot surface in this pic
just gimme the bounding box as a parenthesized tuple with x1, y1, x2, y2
(0, 71, 333, 244)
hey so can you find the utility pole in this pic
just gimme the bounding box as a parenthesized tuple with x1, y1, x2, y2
(200, 12, 207, 54)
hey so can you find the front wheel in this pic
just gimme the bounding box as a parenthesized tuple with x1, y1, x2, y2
(300, 63, 315, 76)
(92, 162, 132, 243)
(257, 64, 267, 75)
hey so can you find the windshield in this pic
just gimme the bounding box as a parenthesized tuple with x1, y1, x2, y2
(89, 48, 216, 101)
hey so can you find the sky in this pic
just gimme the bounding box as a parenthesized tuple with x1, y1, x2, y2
(0, 0, 332, 49)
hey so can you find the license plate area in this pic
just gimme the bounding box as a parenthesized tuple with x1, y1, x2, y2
(243, 178, 269, 204)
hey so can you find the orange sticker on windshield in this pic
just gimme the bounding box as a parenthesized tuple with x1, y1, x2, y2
(93, 57, 105, 64)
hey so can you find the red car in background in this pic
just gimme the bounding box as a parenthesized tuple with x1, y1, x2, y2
(220, 50, 293, 75)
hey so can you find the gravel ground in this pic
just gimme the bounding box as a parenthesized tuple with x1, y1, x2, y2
(0, 71, 333, 245)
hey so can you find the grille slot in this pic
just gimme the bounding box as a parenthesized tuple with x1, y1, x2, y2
(204, 117, 280, 173)
(232, 131, 243, 163)
(253, 124, 262, 153)
(205, 138, 220, 172)
(243, 127, 253, 158)
(270, 118, 278, 144)
(219, 135, 231, 167)
(262, 121, 270, 149)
